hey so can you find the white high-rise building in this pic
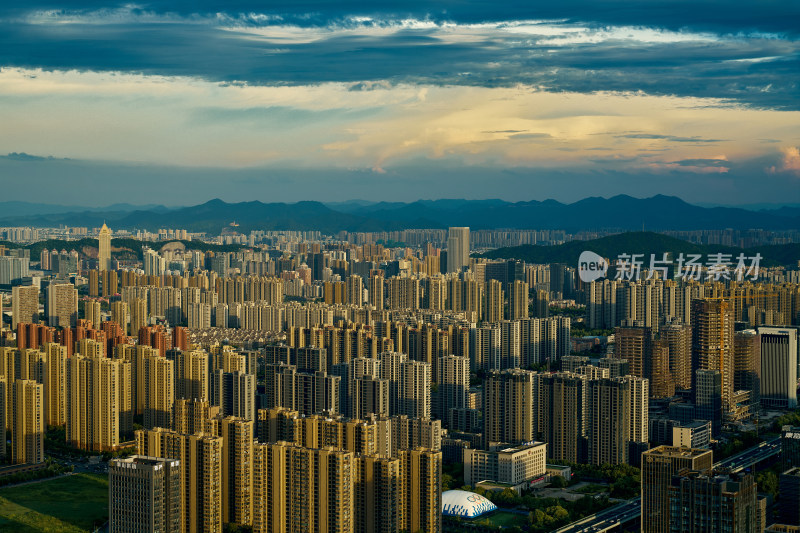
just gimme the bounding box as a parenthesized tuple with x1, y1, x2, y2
(446, 227, 470, 273)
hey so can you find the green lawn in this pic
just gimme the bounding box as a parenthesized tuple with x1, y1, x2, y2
(573, 483, 608, 494)
(485, 510, 528, 528)
(0, 473, 108, 532)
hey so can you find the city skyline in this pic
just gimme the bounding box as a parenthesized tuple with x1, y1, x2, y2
(0, 1, 799, 205)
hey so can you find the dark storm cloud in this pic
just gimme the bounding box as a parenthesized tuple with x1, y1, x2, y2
(2, 1, 798, 34)
(0, 2, 798, 109)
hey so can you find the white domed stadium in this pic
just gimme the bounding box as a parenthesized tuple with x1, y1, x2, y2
(441, 490, 497, 519)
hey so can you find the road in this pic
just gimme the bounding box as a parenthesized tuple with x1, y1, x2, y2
(553, 436, 781, 533)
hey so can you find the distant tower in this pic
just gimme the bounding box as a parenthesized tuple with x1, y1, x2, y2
(98, 223, 111, 271)
(446, 227, 470, 273)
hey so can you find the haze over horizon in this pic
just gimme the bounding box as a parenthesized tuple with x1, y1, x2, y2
(1, 1, 799, 205)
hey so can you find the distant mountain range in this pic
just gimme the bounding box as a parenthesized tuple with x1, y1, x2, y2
(480, 232, 800, 268)
(0, 201, 173, 218)
(0, 195, 798, 234)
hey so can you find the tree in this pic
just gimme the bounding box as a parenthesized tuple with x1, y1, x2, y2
(756, 471, 779, 499)
(550, 475, 567, 488)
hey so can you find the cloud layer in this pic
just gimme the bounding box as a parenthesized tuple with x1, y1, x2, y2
(0, 1, 798, 204)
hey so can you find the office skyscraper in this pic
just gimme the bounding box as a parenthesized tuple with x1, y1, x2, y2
(669, 470, 759, 532)
(695, 368, 723, 436)
(641, 446, 713, 533)
(758, 326, 798, 409)
(779, 467, 800, 526)
(446, 227, 469, 273)
(109, 455, 181, 533)
(98, 223, 111, 271)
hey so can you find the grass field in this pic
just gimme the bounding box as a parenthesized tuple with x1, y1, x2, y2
(486, 510, 528, 528)
(573, 483, 608, 494)
(0, 473, 108, 532)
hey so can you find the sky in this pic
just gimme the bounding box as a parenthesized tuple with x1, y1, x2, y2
(0, 1, 799, 206)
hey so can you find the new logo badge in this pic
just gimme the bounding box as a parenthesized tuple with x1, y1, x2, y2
(578, 251, 608, 282)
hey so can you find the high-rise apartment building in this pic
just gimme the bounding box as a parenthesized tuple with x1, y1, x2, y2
(508, 279, 529, 320)
(130, 298, 148, 337)
(355, 455, 401, 533)
(66, 355, 122, 451)
(252, 442, 354, 533)
(144, 354, 174, 430)
(615, 326, 652, 381)
(588, 377, 629, 465)
(46, 282, 78, 328)
(641, 446, 713, 533)
(734, 329, 761, 410)
(212, 370, 256, 421)
(400, 360, 431, 419)
(85, 300, 102, 329)
(446, 227, 469, 273)
(108, 455, 181, 533)
(484, 369, 535, 447)
(173, 399, 218, 436)
(483, 279, 504, 324)
(661, 321, 692, 390)
(11, 285, 39, 328)
(351, 376, 389, 419)
(173, 350, 209, 402)
(221, 417, 254, 527)
(399, 448, 442, 533)
(136, 428, 224, 533)
(12, 379, 44, 464)
(43, 342, 68, 426)
(536, 372, 588, 463)
(368, 275, 385, 310)
(691, 299, 735, 417)
(436, 355, 469, 424)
